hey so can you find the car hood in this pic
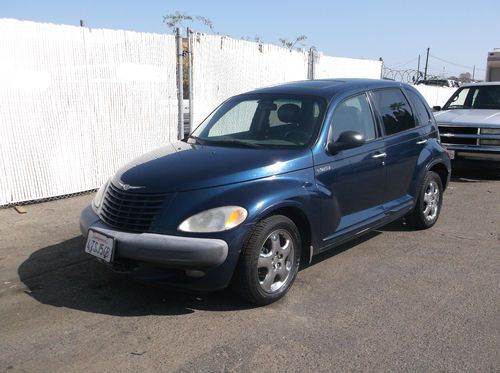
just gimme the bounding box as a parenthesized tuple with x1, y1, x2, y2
(434, 109, 500, 127)
(113, 141, 313, 194)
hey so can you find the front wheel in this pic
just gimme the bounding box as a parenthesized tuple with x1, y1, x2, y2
(232, 215, 301, 305)
(406, 171, 443, 229)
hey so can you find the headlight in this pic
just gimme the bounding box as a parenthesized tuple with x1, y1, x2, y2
(481, 128, 500, 134)
(92, 179, 110, 212)
(178, 206, 248, 233)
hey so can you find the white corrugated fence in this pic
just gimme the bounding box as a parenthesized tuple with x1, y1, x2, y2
(314, 53, 383, 80)
(189, 33, 310, 126)
(412, 85, 456, 107)
(0, 19, 178, 206)
(189, 34, 384, 126)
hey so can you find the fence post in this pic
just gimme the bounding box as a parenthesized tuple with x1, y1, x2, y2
(308, 48, 313, 80)
(175, 27, 184, 140)
(187, 28, 194, 134)
(308, 47, 316, 80)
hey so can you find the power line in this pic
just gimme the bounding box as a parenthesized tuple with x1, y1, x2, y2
(429, 54, 485, 71)
(387, 51, 486, 74)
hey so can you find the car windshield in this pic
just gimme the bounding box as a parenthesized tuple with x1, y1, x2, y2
(443, 85, 500, 110)
(188, 94, 327, 149)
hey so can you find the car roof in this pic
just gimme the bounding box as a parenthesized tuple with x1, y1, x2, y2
(460, 82, 500, 87)
(247, 79, 407, 101)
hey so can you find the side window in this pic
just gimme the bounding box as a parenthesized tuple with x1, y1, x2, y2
(405, 89, 431, 126)
(330, 94, 376, 142)
(372, 89, 416, 136)
(208, 100, 258, 136)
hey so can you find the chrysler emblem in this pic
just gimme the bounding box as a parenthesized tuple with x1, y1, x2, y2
(118, 181, 144, 191)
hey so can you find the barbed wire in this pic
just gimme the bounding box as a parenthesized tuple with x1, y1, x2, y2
(382, 67, 441, 84)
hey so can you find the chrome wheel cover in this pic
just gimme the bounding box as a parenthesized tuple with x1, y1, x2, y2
(423, 180, 440, 222)
(257, 229, 295, 293)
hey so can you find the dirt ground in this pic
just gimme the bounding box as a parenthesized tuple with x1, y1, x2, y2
(0, 168, 499, 372)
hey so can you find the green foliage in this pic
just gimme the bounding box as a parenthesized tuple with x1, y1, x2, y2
(279, 35, 308, 50)
(195, 16, 214, 32)
(163, 11, 215, 33)
(163, 11, 193, 31)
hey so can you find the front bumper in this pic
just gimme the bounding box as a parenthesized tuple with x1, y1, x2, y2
(444, 145, 500, 161)
(442, 146, 500, 169)
(80, 205, 228, 269)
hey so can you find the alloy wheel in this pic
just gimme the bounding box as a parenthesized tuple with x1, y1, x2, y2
(423, 180, 440, 222)
(257, 229, 295, 293)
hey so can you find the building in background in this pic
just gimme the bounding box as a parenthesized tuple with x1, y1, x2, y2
(486, 48, 500, 81)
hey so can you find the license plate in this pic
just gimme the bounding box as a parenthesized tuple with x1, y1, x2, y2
(445, 148, 455, 160)
(85, 230, 114, 263)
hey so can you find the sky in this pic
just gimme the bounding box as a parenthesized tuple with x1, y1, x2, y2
(1, 0, 498, 80)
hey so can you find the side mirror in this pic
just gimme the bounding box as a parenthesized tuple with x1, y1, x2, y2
(327, 131, 365, 154)
(432, 106, 442, 112)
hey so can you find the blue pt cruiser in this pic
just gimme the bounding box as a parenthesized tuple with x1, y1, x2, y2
(80, 79, 451, 305)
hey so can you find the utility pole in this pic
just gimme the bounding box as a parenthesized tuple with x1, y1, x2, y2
(424, 48, 430, 80)
(472, 65, 475, 81)
(416, 54, 421, 82)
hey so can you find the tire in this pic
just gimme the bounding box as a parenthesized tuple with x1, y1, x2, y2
(406, 171, 443, 229)
(232, 215, 301, 305)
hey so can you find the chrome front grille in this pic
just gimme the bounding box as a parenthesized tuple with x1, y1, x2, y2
(438, 125, 478, 145)
(99, 183, 171, 232)
(438, 125, 500, 147)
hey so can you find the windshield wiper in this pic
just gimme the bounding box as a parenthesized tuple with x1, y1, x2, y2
(186, 136, 262, 148)
(208, 139, 263, 148)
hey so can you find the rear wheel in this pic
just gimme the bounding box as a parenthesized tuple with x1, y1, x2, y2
(232, 215, 301, 305)
(406, 171, 443, 229)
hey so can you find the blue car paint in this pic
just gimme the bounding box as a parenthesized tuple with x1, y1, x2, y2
(81, 79, 451, 292)
(114, 142, 314, 194)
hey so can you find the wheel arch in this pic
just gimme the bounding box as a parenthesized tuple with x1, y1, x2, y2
(258, 204, 313, 266)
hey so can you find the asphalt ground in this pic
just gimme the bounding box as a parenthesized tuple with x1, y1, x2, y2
(0, 168, 499, 372)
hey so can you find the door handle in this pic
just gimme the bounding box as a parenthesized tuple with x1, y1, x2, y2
(372, 152, 387, 159)
(416, 139, 428, 144)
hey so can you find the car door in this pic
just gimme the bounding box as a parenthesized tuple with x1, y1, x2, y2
(314, 93, 387, 243)
(370, 88, 427, 213)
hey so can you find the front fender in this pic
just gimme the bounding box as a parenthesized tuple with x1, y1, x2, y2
(243, 174, 318, 225)
(157, 167, 319, 241)
(149, 168, 319, 282)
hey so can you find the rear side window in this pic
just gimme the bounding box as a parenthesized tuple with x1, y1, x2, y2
(372, 89, 415, 136)
(405, 89, 431, 126)
(330, 94, 376, 142)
